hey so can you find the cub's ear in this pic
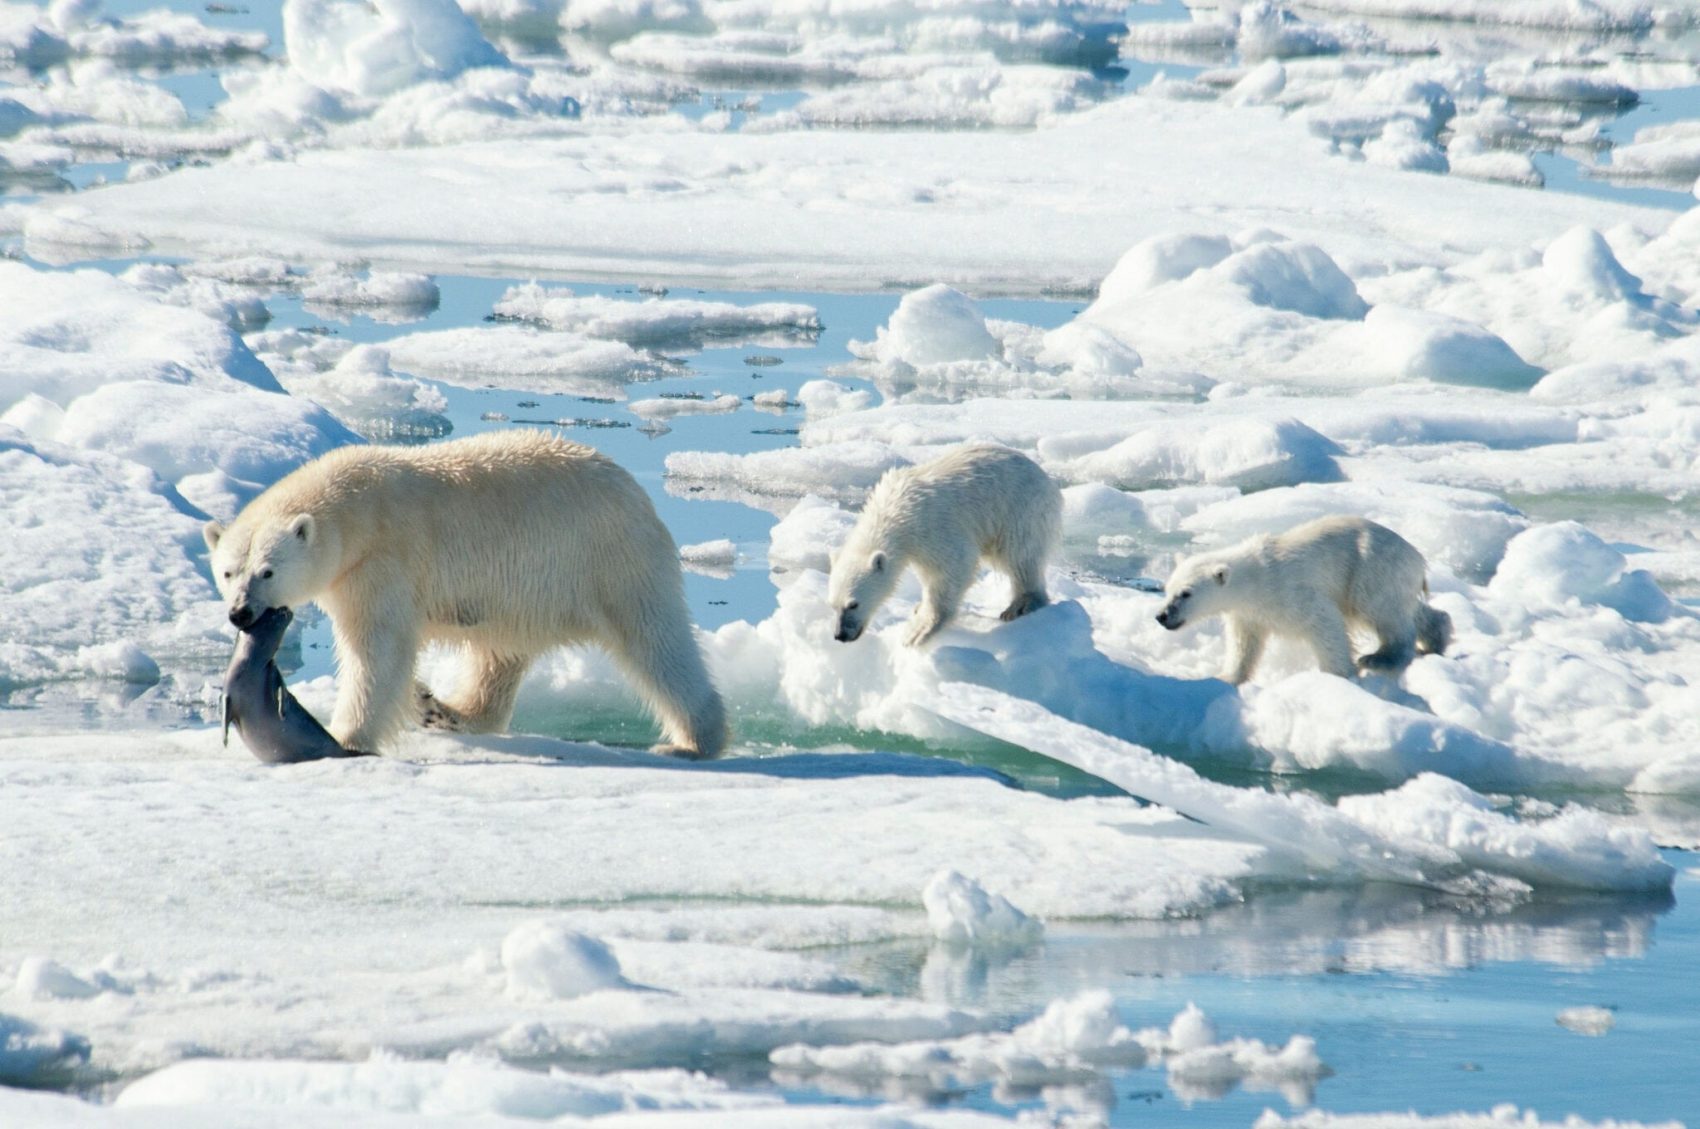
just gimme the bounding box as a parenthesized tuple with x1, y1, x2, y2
(1212, 564, 1230, 585)
(289, 514, 316, 544)
(202, 520, 225, 552)
(869, 550, 886, 573)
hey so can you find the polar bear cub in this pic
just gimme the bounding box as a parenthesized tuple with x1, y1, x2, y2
(1156, 514, 1451, 683)
(829, 445, 1062, 646)
(205, 430, 726, 758)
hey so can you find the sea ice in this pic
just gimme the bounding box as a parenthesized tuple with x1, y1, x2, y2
(921, 870, 1041, 948)
(1554, 1005, 1616, 1036)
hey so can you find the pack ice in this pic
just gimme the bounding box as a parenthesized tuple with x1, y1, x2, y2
(1, 0, 1698, 1123)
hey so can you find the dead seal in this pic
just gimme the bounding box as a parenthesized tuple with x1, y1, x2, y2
(222, 607, 370, 763)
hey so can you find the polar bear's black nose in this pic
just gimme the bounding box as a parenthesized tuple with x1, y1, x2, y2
(1155, 610, 1170, 627)
(230, 606, 257, 629)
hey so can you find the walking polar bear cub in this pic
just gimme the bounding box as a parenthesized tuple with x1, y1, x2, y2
(1156, 515, 1451, 684)
(829, 445, 1062, 646)
(205, 430, 726, 758)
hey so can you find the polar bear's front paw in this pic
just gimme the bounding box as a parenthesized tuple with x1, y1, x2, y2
(651, 743, 709, 761)
(999, 591, 1047, 622)
(904, 615, 942, 647)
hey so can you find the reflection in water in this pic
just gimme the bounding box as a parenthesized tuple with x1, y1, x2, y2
(849, 882, 1670, 1017)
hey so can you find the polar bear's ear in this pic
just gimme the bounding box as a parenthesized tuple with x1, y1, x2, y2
(1212, 564, 1230, 585)
(203, 520, 225, 552)
(869, 550, 886, 573)
(289, 514, 316, 545)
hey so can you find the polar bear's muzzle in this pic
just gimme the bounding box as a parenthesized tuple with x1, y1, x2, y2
(834, 611, 864, 643)
(1155, 605, 1184, 630)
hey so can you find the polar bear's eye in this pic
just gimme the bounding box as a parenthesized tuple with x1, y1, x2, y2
(261, 569, 274, 580)
(1180, 588, 1192, 599)
(845, 601, 859, 611)
(222, 570, 232, 579)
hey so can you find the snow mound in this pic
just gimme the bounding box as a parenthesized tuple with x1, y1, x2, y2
(870, 285, 1001, 367)
(284, 0, 508, 99)
(1044, 416, 1343, 492)
(1489, 522, 1675, 623)
(502, 921, 630, 1000)
(922, 870, 1041, 948)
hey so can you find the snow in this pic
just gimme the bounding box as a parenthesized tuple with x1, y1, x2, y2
(33, 89, 1666, 292)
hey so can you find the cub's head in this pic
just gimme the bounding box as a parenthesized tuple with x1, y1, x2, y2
(204, 512, 321, 630)
(827, 545, 898, 643)
(1155, 556, 1231, 631)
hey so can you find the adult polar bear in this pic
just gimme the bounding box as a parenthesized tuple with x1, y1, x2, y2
(205, 430, 726, 758)
(1156, 515, 1450, 684)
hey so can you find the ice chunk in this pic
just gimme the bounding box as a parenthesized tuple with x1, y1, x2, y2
(494, 283, 820, 348)
(301, 267, 440, 318)
(629, 393, 742, 419)
(922, 870, 1041, 948)
(277, 344, 451, 441)
(1555, 1005, 1616, 1036)
(868, 286, 1000, 367)
(796, 379, 874, 419)
(284, 0, 508, 98)
(666, 442, 911, 505)
(502, 921, 630, 999)
(772, 989, 1145, 1092)
(376, 325, 678, 395)
(767, 494, 859, 571)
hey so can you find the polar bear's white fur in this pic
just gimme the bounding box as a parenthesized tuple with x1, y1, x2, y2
(829, 445, 1062, 646)
(1156, 514, 1451, 683)
(205, 430, 725, 758)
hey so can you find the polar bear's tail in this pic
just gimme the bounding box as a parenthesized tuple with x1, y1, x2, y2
(1416, 603, 1452, 656)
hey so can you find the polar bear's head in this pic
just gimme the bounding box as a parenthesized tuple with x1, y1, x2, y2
(1156, 556, 1231, 631)
(204, 511, 323, 629)
(828, 545, 898, 643)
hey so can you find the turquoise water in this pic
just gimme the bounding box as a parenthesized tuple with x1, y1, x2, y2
(817, 862, 1699, 1125)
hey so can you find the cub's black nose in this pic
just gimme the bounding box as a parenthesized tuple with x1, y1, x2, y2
(833, 628, 850, 642)
(1155, 610, 1171, 627)
(230, 606, 257, 629)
